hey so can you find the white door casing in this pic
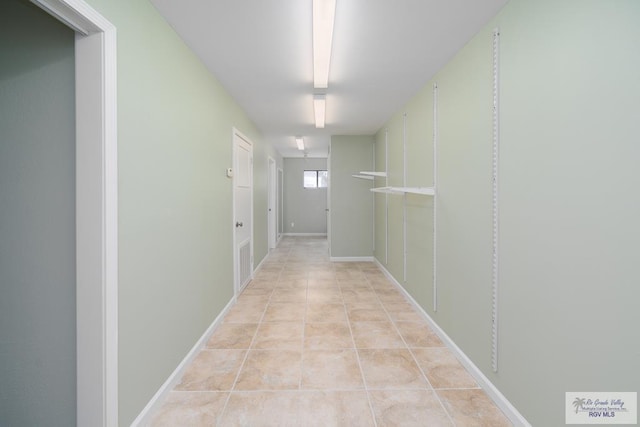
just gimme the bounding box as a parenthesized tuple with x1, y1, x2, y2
(232, 129, 253, 294)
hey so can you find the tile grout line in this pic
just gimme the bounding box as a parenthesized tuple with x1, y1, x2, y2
(216, 250, 283, 427)
(371, 275, 457, 427)
(298, 271, 309, 391)
(345, 264, 379, 427)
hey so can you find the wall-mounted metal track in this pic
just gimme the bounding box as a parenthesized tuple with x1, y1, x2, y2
(372, 139, 376, 254)
(402, 114, 407, 283)
(385, 129, 389, 265)
(433, 82, 439, 312)
(491, 28, 501, 373)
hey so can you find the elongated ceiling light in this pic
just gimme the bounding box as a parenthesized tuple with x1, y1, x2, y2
(296, 137, 305, 151)
(313, 95, 326, 128)
(313, 0, 336, 89)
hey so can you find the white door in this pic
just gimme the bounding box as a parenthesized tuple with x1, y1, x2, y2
(278, 168, 283, 241)
(327, 145, 331, 257)
(233, 130, 253, 294)
(267, 157, 276, 249)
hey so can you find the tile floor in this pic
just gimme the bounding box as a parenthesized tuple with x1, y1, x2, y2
(150, 237, 512, 426)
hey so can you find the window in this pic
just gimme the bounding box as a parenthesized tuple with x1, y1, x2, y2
(304, 170, 328, 188)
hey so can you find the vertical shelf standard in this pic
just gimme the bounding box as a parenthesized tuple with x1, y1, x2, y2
(432, 82, 438, 313)
(491, 28, 501, 373)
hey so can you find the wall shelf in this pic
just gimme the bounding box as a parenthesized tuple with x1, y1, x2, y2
(371, 186, 435, 196)
(351, 174, 375, 181)
(359, 171, 387, 177)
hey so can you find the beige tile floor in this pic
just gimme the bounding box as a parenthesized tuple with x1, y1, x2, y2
(150, 237, 512, 426)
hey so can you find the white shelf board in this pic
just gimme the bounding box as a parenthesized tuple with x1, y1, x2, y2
(371, 186, 404, 195)
(352, 174, 375, 181)
(370, 186, 435, 196)
(359, 171, 387, 177)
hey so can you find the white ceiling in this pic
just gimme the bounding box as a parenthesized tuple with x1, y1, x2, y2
(150, 0, 508, 158)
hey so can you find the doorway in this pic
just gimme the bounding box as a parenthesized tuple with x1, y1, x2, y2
(268, 157, 277, 249)
(27, 0, 118, 424)
(0, 2, 75, 424)
(278, 167, 284, 242)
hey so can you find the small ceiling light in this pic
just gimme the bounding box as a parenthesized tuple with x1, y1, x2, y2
(313, 95, 326, 128)
(295, 137, 305, 151)
(312, 0, 336, 89)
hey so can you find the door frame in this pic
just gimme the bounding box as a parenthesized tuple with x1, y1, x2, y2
(232, 128, 254, 295)
(267, 156, 277, 249)
(31, 1, 118, 425)
(277, 167, 284, 242)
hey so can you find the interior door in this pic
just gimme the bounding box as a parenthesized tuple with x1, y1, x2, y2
(267, 157, 276, 249)
(233, 131, 253, 294)
(278, 168, 283, 241)
(326, 145, 331, 256)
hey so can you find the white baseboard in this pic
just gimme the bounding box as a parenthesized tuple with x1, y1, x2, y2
(330, 256, 375, 262)
(253, 253, 269, 273)
(130, 296, 236, 426)
(374, 260, 531, 427)
(282, 233, 327, 237)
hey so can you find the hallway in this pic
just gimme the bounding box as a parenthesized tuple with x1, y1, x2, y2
(150, 237, 511, 426)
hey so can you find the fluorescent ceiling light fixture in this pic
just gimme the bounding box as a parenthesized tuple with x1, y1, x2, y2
(313, 95, 326, 128)
(313, 0, 336, 89)
(295, 137, 305, 150)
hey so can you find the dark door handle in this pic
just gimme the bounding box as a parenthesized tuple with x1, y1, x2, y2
(236, 221, 243, 227)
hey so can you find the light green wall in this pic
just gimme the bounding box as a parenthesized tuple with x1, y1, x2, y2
(0, 2, 76, 424)
(374, 107, 436, 305)
(375, 0, 640, 425)
(329, 136, 374, 258)
(433, 22, 495, 369)
(404, 89, 436, 309)
(497, 0, 640, 423)
(283, 158, 327, 234)
(82, 0, 278, 423)
(384, 115, 406, 280)
(373, 131, 387, 264)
